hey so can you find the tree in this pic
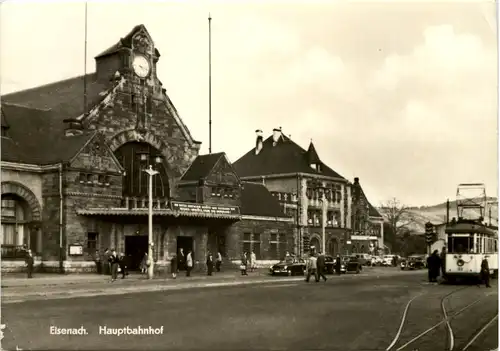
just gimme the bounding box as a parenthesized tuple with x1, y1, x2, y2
(380, 197, 415, 238)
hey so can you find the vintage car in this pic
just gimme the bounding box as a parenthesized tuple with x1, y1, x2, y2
(324, 255, 336, 274)
(344, 256, 363, 274)
(350, 253, 372, 266)
(371, 256, 384, 266)
(269, 258, 306, 276)
(400, 255, 426, 270)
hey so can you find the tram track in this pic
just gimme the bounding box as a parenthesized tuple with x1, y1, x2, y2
(386, 285, 497, 351)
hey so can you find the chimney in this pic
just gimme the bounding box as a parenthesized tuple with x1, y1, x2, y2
(63, 118, 84, 137)
(255, 129, 263, 155)
(272, 128, 281, 145)
(354, 177, 359, 184)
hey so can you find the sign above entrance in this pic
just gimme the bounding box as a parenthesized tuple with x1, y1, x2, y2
(171, 201, 240, 216)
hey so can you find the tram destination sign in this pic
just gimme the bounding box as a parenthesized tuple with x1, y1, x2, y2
(171, 201, 240, 216)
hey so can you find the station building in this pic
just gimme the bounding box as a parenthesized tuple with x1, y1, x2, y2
(233, 130, 384, 256)
(0, 25, 294, 273)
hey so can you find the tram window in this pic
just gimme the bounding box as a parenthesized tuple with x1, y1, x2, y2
(448, 236, 473, 254)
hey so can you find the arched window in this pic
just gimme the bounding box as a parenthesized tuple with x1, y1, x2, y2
(1, 195, 26, 246)
(114, 142, 170, 198)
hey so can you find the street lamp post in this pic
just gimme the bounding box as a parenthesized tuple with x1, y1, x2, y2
(318, 192, 326, 254)
(144, 165, 159, 279)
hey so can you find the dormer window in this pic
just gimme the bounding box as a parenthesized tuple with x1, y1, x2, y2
(310, 163, 321, 172)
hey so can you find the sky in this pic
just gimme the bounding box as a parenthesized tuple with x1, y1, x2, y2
(0, 0, 498, 207)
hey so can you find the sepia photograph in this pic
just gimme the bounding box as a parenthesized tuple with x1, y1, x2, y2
(0, 1, 498, 350)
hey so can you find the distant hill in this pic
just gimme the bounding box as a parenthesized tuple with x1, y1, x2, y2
(377, 197, 498, 234)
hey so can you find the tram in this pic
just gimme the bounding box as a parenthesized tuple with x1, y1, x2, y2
(444, 183, 498, 282)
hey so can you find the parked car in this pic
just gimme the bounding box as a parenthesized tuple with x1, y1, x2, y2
(371, 256, 384, 266)
(400, 255, 426, 270)
(324, 255, 336, 274)
(344, 256, 363, 274)
(350, 253, 372, 266)
(269, 258, 306, 276)
(382, 254, 396, 266)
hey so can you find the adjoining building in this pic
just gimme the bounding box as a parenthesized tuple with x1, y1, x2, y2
(1, 25, 293, 273)
(233, 129, 384, 257)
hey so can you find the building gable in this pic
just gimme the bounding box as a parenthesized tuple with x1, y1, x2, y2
(69, 133, 123, 174)
(206, 154, 240, 186)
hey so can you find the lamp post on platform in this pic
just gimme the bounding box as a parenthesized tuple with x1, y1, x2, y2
(139, 152, 162, 280)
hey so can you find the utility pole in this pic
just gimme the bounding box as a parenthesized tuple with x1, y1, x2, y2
(208, 13, 212, 154)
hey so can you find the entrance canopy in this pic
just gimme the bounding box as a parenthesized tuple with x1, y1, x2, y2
(77, 200, 241, 220)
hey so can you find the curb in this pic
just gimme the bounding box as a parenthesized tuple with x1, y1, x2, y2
(1, 276, 305, 304)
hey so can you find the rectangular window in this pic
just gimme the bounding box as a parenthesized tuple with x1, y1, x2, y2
(269, 232, 280, 260)
(278, 233, 287, 259)
(87, 232, 98, 251)
(2, 224, 16, 245)
(253, 233, 261, 260)
(2, 199, 16, 218)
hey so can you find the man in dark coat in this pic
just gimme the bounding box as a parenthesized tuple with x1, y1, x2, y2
(118, 253, 128, 279)
(316, 252, 327, 282)
(427, 250, 440, 282)
(170, 254, 178, 279)
(178, 248, 186, 271)
(206, 252, 214, 276)
(25, 249, 34, 278)
(440, 247, 447, 277)
(480, 256, 491, 288)
(335, 254, 342, 275)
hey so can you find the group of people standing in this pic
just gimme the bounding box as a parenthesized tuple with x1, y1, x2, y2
(427, 247, 491, 287)
(304, 248, 342, 283)
(170, 248, 223, 278)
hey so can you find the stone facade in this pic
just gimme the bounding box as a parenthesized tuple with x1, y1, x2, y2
(1, 25, 293, 273)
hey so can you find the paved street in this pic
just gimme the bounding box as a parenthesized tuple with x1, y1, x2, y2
(2, 270, 497, 351)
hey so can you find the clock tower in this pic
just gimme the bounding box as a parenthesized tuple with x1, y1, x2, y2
(94, 24, 160, 83)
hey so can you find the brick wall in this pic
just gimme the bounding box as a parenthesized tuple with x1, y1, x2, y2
(225, 218, 295, 261)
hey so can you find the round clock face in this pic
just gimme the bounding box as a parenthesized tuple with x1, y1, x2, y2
(132, 55, 150, 78)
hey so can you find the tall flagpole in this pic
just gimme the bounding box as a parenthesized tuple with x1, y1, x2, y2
(83, 2, 88, 118)
(208, 13, 212, 154)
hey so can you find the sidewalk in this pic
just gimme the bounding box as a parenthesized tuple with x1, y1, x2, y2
(1, 267, 421, 304)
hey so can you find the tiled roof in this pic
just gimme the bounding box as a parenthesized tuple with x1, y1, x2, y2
(180, 152, 225, 181)
(0, 103, 94, 164)
(0, 71, 114, 165)
(234, 134, 345, 179)
(307, 141, 321, 165)
(240, 182, 289, 218)
(2, 73, 111, 118)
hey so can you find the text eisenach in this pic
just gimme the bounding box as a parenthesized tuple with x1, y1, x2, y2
(50, 326, 88, 335)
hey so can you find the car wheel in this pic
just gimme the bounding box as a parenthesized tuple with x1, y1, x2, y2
(356, 269, 360, 274)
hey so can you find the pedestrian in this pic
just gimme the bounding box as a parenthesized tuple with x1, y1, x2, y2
(178, 248, 186, 271)
(440, 247, 447, 277)
(118, 253, 128, 279)
(140, 253, 149, 274)
(103, 248, 111, 275)
(94, 250, 102, 274)
(215, 251, 222, 272)
(170, 254, 178, 279)
(479, 256, 491, 288)
(335, 254, 342, 275)
(250, 251, 257, 272)
(316, 252, 327, 282)
(206, 252, 214, 276)
(25, 249, 34, 278)
(305, 253, 318, 282)
(186, 250, 193, 277)
(427, 250, 440, 282)
(240, 252, 248, 275)
(108, 249, 120, 282)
